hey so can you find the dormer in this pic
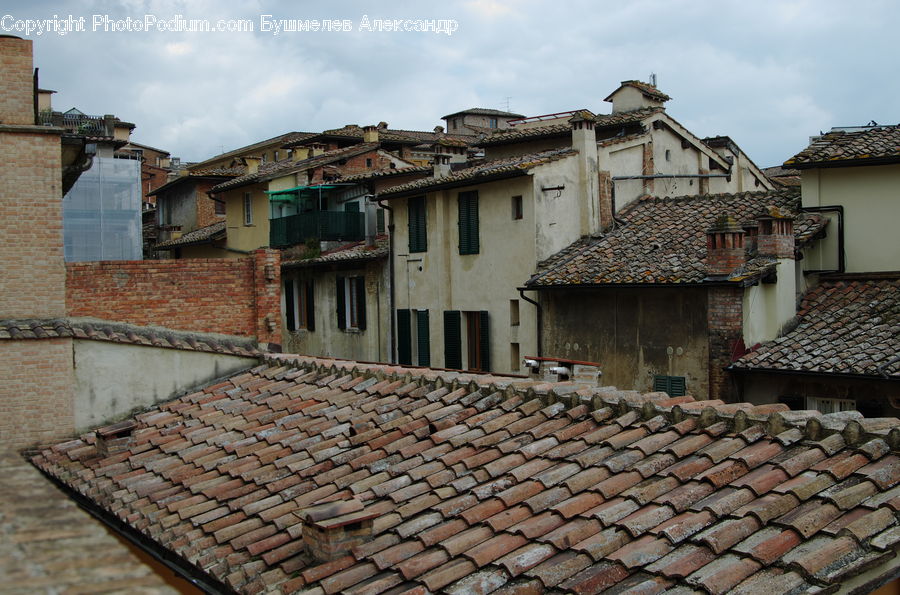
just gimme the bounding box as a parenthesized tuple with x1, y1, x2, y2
(604, 80, 671, 114)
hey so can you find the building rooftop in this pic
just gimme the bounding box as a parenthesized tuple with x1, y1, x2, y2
(604, 80, 672, 103)
(154, 220, 226, 250)
(31, 355, 900, 594)
(731, 276, 900, 379)
(378, 147, 577, 199)
(528, 190, 826, 287)
(188, 132, 310, 171)
(442, 108, 526, 120)
(785, 125, 900, 168)
(283, 235, 389, 268)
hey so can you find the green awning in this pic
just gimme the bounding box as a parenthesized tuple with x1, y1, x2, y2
(265, 184, 338, 196)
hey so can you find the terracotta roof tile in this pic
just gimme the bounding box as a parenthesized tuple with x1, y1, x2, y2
(785, 125, 900, 167)
(30, 354, 900, 594)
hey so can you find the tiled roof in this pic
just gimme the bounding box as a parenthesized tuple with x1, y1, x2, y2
(528, 190, 825, 287)
(785, 125, 900, 167)
(211, 144, 380, 192)
(32, 355, 900, 594)
(290, 126, 473, 148)
(148, 169, 243, 197)
(605, 80, 672, 103)
(378, 148, 577, 198)
(283, 236, 389, 268)
(763, 166, 802, 188)
(0, 450, 179, 593)
(732, 277, 900, 378)
(479, 124, 573, 147)
(155, 221, 226, 249)
(594, 106, 664, 128)
(442, 108, 526, 119)
(188, 132, 306, 171)
(334, 165, 432, 184)
(0, 318, 260, 357)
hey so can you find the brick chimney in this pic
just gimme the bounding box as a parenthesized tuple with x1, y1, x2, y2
(0, 36, 35, 126)
(363, 125, 379, 143)
(756, 206, 795, 259)
(706, 213, 746, 277)
(95, 420, 137, 457)
(299, 499, 376, 562)
(742, 221, 759, 256)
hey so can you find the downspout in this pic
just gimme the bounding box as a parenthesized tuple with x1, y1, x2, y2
(609, 179, 627, 227)
(800, 205, 845, 274)
(518, 287, 542, 358)
(376, 196, 396, 363)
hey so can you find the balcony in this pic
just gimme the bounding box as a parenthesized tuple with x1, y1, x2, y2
(270, 211, 365, 247)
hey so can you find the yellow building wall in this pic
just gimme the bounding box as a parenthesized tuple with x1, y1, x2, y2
(224, 185, 271, 253)
(801, 164, 900, 273)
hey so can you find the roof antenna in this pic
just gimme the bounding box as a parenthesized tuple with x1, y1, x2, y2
(503, 96, 512, 112)
(649, 73, 657, 87)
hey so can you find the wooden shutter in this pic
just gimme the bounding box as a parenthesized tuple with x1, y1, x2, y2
(397, 309, 412, 365)
(458, 191, 479, 254)
(408, 196, 426, 253)
(443, 311, 462, 370)
(653, 375, 686, 397)
(416, 310, 430, 367)
(355, 276, 367, 330)
(336, 276, 346, 329)
(305, 280, 315, 331)
(376, 208, 385, 234)
(284, 279, 296, 331)
(479, 310, 490, 372)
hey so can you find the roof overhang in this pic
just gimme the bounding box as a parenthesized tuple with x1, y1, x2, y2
(378, 170, 529, 200)
(788, 156, 900, 170)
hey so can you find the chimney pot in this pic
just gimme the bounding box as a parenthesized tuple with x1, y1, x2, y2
(706, 213, 746, 277)
(299, 499, 376, 562)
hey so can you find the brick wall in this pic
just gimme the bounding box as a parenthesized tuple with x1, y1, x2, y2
(0, 339, 75, 450)
(642, 142, 654, 195)
(66, 249, 281, 344)
(0, 37, 34, 126)
(598, 170, 613, 230)
(707, 286, 744, 401)
(196, 179, 226, 228)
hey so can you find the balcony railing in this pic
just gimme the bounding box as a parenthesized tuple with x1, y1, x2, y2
(270, 211, 364, 247)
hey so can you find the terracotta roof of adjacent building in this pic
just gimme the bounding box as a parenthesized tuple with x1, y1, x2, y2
(0, 317, 260, 357)
(604, 80, 672, 103)
(763, 165, 802, 188)
(188, 132, 309, 171)
(442, 108, 526, 119)
(288, 125, 473, 148)
(32, 354, 900, 594)
(528, 190, 826, 287)
(283, 236, 389, 268)
(155, 221, 226, 249)
(477, 108, 663, 148)
(731, 277, 900, 378)
(378, 148, 578, 198)
(334, 165, 432, 184)
(785, 125, 900, 167)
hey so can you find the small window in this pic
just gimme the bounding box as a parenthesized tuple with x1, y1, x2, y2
(665, 149, 671, 162)
(365, 158, 373, 168)
(284, 279, 315, 331)
(408, 196, 427, 253)
(243, 193, 253, 226)
(376, 208, 385, 234)
(510, 343, 520, 371)
(509, 299, 519, 326)
(336, 276, 366, 331)
(489, 118, 498, 129)
(653, 375, 686, 397)
(214, 198, 225, 216)
(458, 191, 479, 255)
(273, 150, 279, 161)
(512, 195, 523, 220)
(451, 119, 458, 130)
(806, 396, 855, 414)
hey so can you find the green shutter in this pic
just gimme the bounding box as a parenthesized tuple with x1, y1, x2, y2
(397, 309, 412, 365)
(305, 280, 315, 331)
(408, 196, 427, 253)
(458, 191, 479, 255)
(653, 375, 686, 397)
(344, 201, 360, 212)
(479, 310, 490, 372)
(376, 208, 385, 234)
(355, 276, 367, 331)
(284, 279, 296, 331)
(443, 311, 462, 369)
(336, 276, 346, 329)
(416, 310, 430, 367)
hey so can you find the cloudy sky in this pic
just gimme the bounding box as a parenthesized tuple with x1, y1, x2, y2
(14, 0, 899, 167)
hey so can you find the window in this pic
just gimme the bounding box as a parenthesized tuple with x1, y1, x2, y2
(408, 196, 427, 253)
(398, 309, 431, 366)
(509, 299, 519, 326)
(214, 198, 225, 216)
(376, 208, 385, 234)
(806, 396, 855, 414)
(336, 276, 366, 331)
(451, 119, 457, 130)
(398, 310, 412, 365)
(665, 149, 671, 162)
(243, 192, 253, 226)
(365, 158, 373, 168)
(416, 310, 431, 367)
(458, 191, 479, 255)
(653, 375, 686, 397)
(512, 195, 523, 220)
(443, 310, 490, 372)
(284, 279, 315, 331)
(510, 343, 520, 371)
(489, 118, 498, 129)
(273, 151, 279, 161)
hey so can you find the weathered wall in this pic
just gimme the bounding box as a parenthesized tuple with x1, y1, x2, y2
(708, 286, 744, 401)
(224, 185, 270, 253)
(72, 341, 256, 432)
(282, 261, 390, 363)
(0, 339, 75, 450)
(541, 287, 710, 397)
(0, 36, 34, 125)
(66, 249, 281, 344)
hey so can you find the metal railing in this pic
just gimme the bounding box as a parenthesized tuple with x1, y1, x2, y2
(270, 211, 364, 247)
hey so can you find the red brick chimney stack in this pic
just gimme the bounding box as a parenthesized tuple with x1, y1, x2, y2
(706, 213, 746, 277)
(756, 206, 795, 259)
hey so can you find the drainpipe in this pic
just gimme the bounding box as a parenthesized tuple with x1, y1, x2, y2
(518, 287, 542, 358)
(376, 196, 396, 363)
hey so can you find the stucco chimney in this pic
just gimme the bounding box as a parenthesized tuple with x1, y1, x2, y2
(756, 206, 795, 259)
(363, 125, 379, 143)
(569, 110, 600, 236)
(308, 143, 327, 157)
(244, 156, 261, 174)
(433, 146, 451, 177)
(291, 147, 310, 161)
(706, 213, 746, 277)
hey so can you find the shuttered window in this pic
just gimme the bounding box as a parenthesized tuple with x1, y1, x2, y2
(458, 191, 479, 255)
(408, 196, 427, 253)
(416, 310, 430, 367)
(443, 311, 462, 370)
(397, 309, 412, 365)
(653, 375, 686, 397)
(284, 278, 315, 331)
(336, 276, 366, 331)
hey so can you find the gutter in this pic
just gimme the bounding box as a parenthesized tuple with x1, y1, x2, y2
(28, 460, 237, 595)
(726, 365, 899, 382)
(517, 287, 542, 358)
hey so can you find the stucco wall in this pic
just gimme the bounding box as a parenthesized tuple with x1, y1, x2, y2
(225, 185, 271, 252)
(801, 164, 900, 273)
(541, 287, 710, 397)
(742, 259, 798, 347)
(72, 340, 256, 432)
(282, 261, 390, 363)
